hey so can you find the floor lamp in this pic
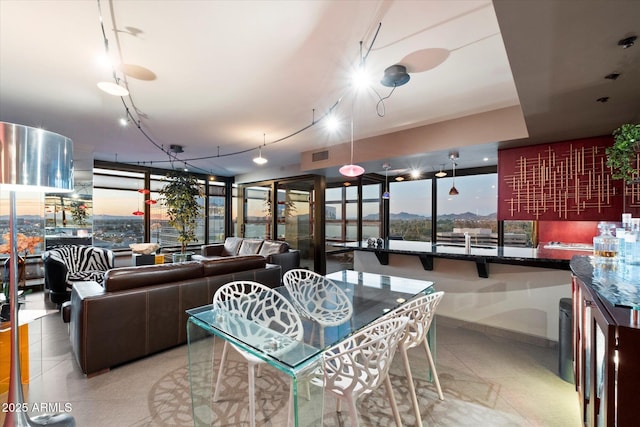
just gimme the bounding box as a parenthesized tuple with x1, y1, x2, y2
(1, 122, 75, 427)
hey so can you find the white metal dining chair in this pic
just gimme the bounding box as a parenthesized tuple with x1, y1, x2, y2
(212, 280, 304, 427)
(283, 269, 353, 347)
(321, 315, 409, 427)
(383, 291, 445, 427)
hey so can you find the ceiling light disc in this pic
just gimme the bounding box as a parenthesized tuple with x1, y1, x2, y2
(97, 81, 129, 96)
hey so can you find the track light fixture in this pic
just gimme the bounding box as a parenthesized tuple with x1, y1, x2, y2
(618, 36, 637, 49)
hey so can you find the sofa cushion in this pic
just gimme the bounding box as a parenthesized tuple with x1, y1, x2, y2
(104, 261, 203, 292)
(258, 240, 290, 256)
(222, 237, 244, 256)
(201, 255, 266, 276)
(238, 239, 263, 255)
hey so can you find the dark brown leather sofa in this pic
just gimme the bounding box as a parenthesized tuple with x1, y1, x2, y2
(68, 255, 281, 376)
(196, 237, 300, 278)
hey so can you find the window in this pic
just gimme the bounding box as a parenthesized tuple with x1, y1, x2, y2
(93, 188, 144, 249)
(325, 187, 344, 241)
(93, 169, 146, 249)
(324, 184, 381, 242)
(94, 167, 212, 250)
(0, 191, 45, 256)
(436, 173, 498, 246)
(244, 186, 271, 239)
(388, 179, 432, 241)
(208, 182, 226, 243)
(362, 183, 381, 240)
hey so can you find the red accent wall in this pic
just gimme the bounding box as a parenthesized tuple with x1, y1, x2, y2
(538, 220, 600, 244)
(498, 136, 627, 221)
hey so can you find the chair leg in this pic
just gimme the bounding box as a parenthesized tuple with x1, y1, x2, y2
(400, 345, 423, 427)
(423, 339, 444, 400)
(384, 375, 403, 427)
(248, 362, 257, 427)
(213, 341, 229, 402)
(345, 396, 360, 427)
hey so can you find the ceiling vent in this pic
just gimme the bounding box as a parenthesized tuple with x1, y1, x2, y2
(312, 150, 329, 162)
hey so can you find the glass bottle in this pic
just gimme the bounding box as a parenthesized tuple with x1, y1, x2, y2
(626, 219, 640, 265)
(593, 222, 619, 266)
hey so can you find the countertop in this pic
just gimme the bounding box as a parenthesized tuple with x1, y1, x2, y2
(570, 255, 640, 310)
(331, 239, 594, 271)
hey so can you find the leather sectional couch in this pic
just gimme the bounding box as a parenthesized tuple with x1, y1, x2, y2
(196, 237, 300, 277)
(68, 254, 281, 375)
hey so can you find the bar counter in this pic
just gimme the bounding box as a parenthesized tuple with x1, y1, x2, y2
(332, 240, 590, 278)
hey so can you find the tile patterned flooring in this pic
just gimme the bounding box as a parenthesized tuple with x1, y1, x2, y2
(1, 292, 581, 426)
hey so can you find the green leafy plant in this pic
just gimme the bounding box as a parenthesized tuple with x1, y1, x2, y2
(70, 201, 89, 226)
(606, 123, 640, 184)
(158, 172, 202, 253)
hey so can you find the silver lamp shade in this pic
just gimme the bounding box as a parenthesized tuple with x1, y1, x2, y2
(0, 122, 74, 191)
(0, 121, 75, 427)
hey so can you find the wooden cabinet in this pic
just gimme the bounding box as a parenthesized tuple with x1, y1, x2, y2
(572, 260, 640, 427)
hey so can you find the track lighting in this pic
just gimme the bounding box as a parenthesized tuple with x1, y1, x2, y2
(618, 36, 637, 49)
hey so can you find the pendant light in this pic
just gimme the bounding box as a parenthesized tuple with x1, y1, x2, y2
(448, 152, 459, 196)
(435, 164, 447, 178)
(253, 133, 268, 165)
(382, 163, 390, 199)
(339, 114, 365, 177)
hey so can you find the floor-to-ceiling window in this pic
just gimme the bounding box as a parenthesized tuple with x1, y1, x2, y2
(388, 179, 432, 241)
(208, 181, 226, 243)
(93, 169, 146, 249)
(93, 163, 229, 251)
(436, 172, 498, 246)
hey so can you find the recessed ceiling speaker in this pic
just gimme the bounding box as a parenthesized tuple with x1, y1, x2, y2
(381, 64, 410, 87)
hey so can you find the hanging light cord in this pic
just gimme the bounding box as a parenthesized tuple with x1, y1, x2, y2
(96, 0, 388, 174)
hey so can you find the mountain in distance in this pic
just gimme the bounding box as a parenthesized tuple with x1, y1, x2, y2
(363, 211, 497, 221)
(390, 212, 429, 220)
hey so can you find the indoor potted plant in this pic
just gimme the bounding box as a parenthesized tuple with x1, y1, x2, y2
(158, 171, 202, 262)
(0, 233, 42, 321)
(605, 123, 640, 184)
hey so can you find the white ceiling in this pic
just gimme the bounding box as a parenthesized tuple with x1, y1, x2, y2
(1, 0, 639, 183)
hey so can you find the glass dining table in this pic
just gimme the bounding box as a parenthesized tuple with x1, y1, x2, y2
(185, 270, 435, 426)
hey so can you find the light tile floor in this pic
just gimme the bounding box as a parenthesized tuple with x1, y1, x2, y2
(1, 292, 581, 426)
